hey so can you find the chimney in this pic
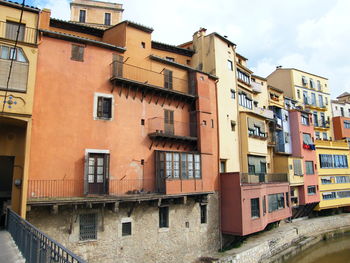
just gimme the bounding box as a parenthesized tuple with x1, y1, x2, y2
(39, 8, 51, 30)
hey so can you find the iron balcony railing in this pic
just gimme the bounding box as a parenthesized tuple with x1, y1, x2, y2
(147, 117, 197, 138)
(0, 21, 37, 45)
(6, 208, 86, 263)
(240, 173, 288, 184)
(110, 60, 190, 94)
(27, 178, 155, 199)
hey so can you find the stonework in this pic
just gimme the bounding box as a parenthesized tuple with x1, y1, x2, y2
(27, 193, 220, 263)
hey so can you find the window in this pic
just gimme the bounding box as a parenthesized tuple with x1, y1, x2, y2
(323, 192, 336, 200)
(166, 57, 175, 62)
(96, 96, 112, 119)
(293, 159, 303, 176)
(315, 132, 320, 140)
(310, 79, 314, 89)
(307, 186, 316, 195)
(220, 160, 226, 173)
(248, 155, 267, 174)
(157, 151, 201, 180)
(122, 222, 132, 236)
(239, 92, 252, 109)
(305, 161, 314, 175)
(303, 133, 313, 145)
(318, 95, 323, 107)
(341, 107, 344, 117)
(297, 89, 300, 99)
(311, 93, 316, 105)
(79, 10, 86, 23)
(325, 97, 328, 105)
(141, 42, 146, 48)
(268, 193, 285, 213)
(227, 60, 233, 71)
(230, 89, 235, 99)
(337, 191, 350, 198)
(313, 112, 318, 126)
(71, 44, 84, 61)
(200, 204, 207, 224)
(0, 45, 28, 92)
(164, 109, 174, 134)
(286, 192, 289, 207)
(322, 132, 327, 140)
(344, 121, 350, 129)
(301, 114, 309, 126)
(237, 69, 250, 84)
(336, 176, 350, 184)
(159, 207, 169, 228)
(104, 13, 111, 26)
(317, 80, 322, 90)
(303, 91, 308, 104)
(5, 21, 25, 41)
(80, 213, 97, 240)
(251, 198, 260, 218)
(263, 196, 266, 215)
(302, 76, 307, 85)
(164, 69, 173, 89)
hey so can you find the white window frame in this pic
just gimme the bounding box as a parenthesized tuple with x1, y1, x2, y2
(93, 92, 114, 121)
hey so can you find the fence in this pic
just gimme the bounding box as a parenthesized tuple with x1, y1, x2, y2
(111, 61, 189, 94)
(6, 208, 86, 263)
(240, 173, 288, 184)
(28, 178, 156, 199)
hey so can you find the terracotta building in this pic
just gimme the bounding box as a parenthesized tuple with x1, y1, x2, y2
(25, 9, 220, 263)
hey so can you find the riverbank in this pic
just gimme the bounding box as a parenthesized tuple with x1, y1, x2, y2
(207, 213, 350, 263)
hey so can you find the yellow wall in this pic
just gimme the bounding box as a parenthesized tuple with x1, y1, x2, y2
(0, 3, 38, 217)
(315, 140, 350, 210)
(266, 69, 293, 98)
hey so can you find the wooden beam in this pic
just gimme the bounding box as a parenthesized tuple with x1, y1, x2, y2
(161, 94, 169, 107)
(141, 91, 146, 102)
(133, 87, 139, 100)
(148, 90, 155, 104)
(126, 86, 131, 99)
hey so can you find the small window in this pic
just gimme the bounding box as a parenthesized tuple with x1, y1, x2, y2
(97, 96, 112, 119)
(166, 57, 175, 62)
(71, 44, 84, 62)
(251, 198, 260, 218)
(141, 42, 146, 48)
(297, 89, 300, 99)
(104, 13, 111, 26)
(307, 186, 316, 195)
(200, 204, 207, 224)
(230, 89, 235, 99)
(227, 59, 233, 71)
(231, 120, 236, 131)
(220, 160, 226, 173)
(159, 207, 169, 228)
(305, 161, 314, 175)
(211, 119, 214, 128)
(122, 222, 132, 236)
(79, 10, 86, 23)
(79, 213, 97, 241)
(141, 119, 145, 125)
(263, 196, 266, 215)
(164, 69, 173, 89)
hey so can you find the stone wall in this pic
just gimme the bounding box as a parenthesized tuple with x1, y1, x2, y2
(213, 213, 350, 263)
(27, 193, 220, 263)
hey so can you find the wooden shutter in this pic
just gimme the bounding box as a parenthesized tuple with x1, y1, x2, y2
(104, 153, 110, 194)
(164, 70, 173, 89)
(164, 109, 174, 134)
(71, 45, 84, 61)
(113, 54, 123, 77)
(97, 97, 103, 117)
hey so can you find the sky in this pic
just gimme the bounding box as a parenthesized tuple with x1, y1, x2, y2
(15, 0, 350, 98)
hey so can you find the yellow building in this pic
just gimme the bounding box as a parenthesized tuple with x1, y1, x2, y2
(0, 0, 39, 218)
(315, 140, 350, 210)
(267, 68, 332, 140)
(70, 0, 123, 28)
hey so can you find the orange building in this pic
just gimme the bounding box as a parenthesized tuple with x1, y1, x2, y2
(25, 9, 220, 263)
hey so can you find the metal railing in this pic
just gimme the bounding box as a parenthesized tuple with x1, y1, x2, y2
(110, 61, 190, 94)
(6, 208, 86, 263)
(28, 178, 156, 199)
(147, 117, 197, 138)
(240, 173, 288, 184)
(0, 21, 37, 45)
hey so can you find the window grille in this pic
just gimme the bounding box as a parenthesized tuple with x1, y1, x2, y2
(79, 213, 97, 241)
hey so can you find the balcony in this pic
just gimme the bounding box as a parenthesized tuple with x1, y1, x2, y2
(110, 61, 196, 102)
(253, 106, 274, 119)
(240, 173, 288, 184)
(251, 81, 262, 93)
(314, 119, 330, 130)
(0, 21, 37, 45)
(148, 117, 197, 145)
(27, 178, 156, 201)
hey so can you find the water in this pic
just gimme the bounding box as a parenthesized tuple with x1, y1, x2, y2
(285, 235, 350, 263)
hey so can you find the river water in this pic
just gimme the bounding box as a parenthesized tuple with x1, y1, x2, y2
(285, 235, 350, 263)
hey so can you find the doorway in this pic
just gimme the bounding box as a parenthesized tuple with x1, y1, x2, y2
(0, 156, 14, 228)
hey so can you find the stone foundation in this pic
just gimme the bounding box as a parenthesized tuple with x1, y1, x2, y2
(27, 193, 220, 263)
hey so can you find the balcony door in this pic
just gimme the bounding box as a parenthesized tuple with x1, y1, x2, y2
(164, 109, 174, 135)
(87, 153, 109, 195)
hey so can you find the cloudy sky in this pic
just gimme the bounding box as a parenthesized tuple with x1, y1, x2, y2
(16, 0, 350, 98)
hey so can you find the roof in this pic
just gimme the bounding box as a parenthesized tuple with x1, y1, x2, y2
(40, 29, 125, 52)
(236, 53, 248, 61)
(50, 18, 104, 37)
(251, 74, 266, 81)
(337, 92, 350, 98)
(151, 41, 194, 57)
(270, 68, 328, 80)
(268, 85, 284, 93)
(208, 32, 236, 47)
(109, 20, 154, 33)
(0, 0, 40, 13)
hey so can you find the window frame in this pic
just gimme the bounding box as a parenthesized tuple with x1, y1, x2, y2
(251, 198, 260, 219)
(79, 213, 97, 241)
(104, 13, 111, 26)
(305, 161, 314, 175)
(93, 93, 114, 121)
(79, 10, 86, 23)
(71, 44, 85, 62)
(200, 204, 207, 224)
(159, 206, 169, 228)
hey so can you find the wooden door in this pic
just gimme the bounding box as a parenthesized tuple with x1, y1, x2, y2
(87, 153, 109, 195)
(164, 109, 174, 135)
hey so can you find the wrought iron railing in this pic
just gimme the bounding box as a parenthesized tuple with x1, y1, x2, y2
(147, 117, 197, 138)
(27, 178, 156, 199)
(6, 208, 86, 263)
(240, 173, 288, 184)
(110, 60, 190, 94)
(0, 21, 37, 45)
